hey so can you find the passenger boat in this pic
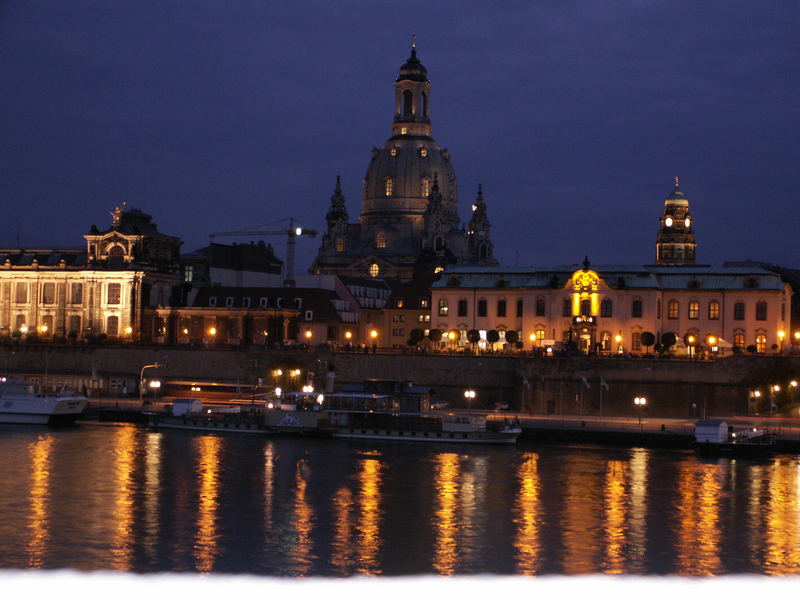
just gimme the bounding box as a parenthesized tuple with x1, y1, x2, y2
(694, 419, 777, 458)
(148, 398, 268, 434)
(266, 384, 521, 445)
(0, 376, 87, 426)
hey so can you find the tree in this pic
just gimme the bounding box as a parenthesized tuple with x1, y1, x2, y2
(428, 329, 443, 342)
(661, 332, 677, 349)
(487, 330, 500, 351)
(641, 331, 656, 351)
(467, 329, 480, 344)
(505, 330, 519, 345)
(410, 328, 425, 343)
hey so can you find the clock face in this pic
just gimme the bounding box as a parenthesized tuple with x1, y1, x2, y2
(665, 217, 673, 227)
(684, 218, 691, 228)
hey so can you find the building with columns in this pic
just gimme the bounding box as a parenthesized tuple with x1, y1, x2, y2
(0, 205, 181, 341)
(311, 44, 498, 282)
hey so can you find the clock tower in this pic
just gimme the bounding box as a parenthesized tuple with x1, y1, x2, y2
(656, 178, 696, 265)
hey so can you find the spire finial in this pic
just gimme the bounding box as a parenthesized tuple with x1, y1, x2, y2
(583, 255, 590, 271)
(675, 175, 679, 187)
(412, 32, 416, 49)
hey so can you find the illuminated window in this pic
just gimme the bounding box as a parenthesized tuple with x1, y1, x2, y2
(420, 298, 429, 309)
(390, 147, 398, 157)
(183, 265, 194, 283)
(400, 127, 407, 135)
(418, 313, 430, 323)
(42, 282, 55, 305)
(107, 283, 121, 305)
(733, 302, 745, 320)
(756, 301, 767, 321)
(600, 331, 611, 351)
(106, 315, 119, 336)
(375, 232, 386, 249)
(536, 328, 546, 341)
(335, 237, 345, 253)
(369, 263, 380, 277)
(15, 282, 28, 304)
(421, 177, 431, 197)
(632, 332, 641, 351)
(396, 298, 404, 308)
(419, 147, 428, 158)
(600, 299, 612, 317)
(438, 298, 448, 316)
(632, 299, 643, 318)
(756, 334, 766, 353)
(668, 300, 679, 319)
(41, 314, 53, 336)
(384, 178, 394, 196)
(708, 300, 720, 320)
(688, 301, 699, 320)
(734, 333, 745, 350)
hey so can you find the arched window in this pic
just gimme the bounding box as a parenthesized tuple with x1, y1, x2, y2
(369, 263, 380, 278)
(600, 298, 612, 317)
(562, 298, 571, 317)
(335, 237, 345, 253)
(733, 302, 745, 320)
(497, 299, 507, 317)
(632, 331, 642, 351)
(384, 177, 394, 196)
(479, 244, 488, 259)
(668, 300, 679, 319)
(581, 299, 591, 316)
(632, 299, 643, 318)
(421, 177, 431, 197)
(375, 231, 386, 249)
(438, 298, 448, 316)
(756, 301, 767, 321)
(419, 146, 428, 158)
(756, 334, 766, 353)
(108, 245, 125, 269)
(535, 297, 545, 316)
(457, 299, 467, 317)
(434, 236, 444, 251)
(688, 300, 699, 320)
(106, 315, 119, 336)
(403, 90, 413, 115)
(708, 300, 720, 320)
(422, 92, 428, 116)
(41, 314, 54, 336)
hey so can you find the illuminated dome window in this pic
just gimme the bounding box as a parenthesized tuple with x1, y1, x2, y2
(390, 147, 398, 157)
(665, 217, 673, 227)
(419, 147, 428, 158)
(369, 263, 380, 277)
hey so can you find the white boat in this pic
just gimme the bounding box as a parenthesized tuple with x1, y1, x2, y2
(148, 398, 268, 434)
(0, 377, 87, 426)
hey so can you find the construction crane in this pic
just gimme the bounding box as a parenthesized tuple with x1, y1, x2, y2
(209, 218, 317, 287)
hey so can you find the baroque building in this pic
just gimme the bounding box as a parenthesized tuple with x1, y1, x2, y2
(311, 45, 497, 282)
(656, 178, 696, 265)
(0, 205, 181, 341)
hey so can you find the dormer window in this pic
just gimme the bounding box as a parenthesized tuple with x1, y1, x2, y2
(209, 296, 217, 307)
(375, 231, 386, 249)
(419, 147, 428, 158)
(225, 297, 234, 308)
(293, 298, 303, 309)
(421, 177, 431, 197)
(390, 147, 398, 157)
(396, 298, 405, 308)
(243, 297, 251, 308)
(369, 263, 380, 278)
(384, 177, 394, 196)
(335, 237, 345, 253)
(260, 297, 268, 308)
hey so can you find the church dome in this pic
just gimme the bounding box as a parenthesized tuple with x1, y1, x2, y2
(396, 46, 428, 82)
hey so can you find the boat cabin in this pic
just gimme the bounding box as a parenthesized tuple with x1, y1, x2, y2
(695, 420, 728, 444)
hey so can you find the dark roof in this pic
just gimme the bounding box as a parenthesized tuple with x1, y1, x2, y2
(0, 249, 87, 268)
(396, 46, 428, 83)
(191, 286, 343, 321)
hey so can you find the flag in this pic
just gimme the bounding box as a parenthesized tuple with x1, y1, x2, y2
(581, 377, 590, 389)
(600, 376, 609, 391)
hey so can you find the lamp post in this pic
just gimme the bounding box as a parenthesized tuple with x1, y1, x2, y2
(139, 363, 163, 408)
(464, 389, 476, 408)
(771, 384, 781, 416)
(634, 396, 647, 431)
(778, 330, 785, 353)
(370, 328, 378, 352)
(615, 333, 623, 355)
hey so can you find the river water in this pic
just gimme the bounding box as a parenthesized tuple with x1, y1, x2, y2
(1, 423, 799, 576)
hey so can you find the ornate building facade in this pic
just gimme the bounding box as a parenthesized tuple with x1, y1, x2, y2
(0, 206, 181, 341)
(311, 45, 498, 282)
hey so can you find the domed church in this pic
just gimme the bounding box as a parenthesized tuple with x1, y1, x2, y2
(311, 43, 498, 282)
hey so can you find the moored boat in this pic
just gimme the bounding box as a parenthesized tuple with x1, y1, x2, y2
(0, 377, 87, 426)
(148, 398, 268, 434)
(694, 419, 777, 458)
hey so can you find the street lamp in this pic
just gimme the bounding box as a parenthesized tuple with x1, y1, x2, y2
(778, 330, 785, 353)
(464, 389, 476, 407)
(771, 384, 781, 416)
(634, 396, 647, 430)
(139, 363, 163, 408)
(615, 333, 623, 354)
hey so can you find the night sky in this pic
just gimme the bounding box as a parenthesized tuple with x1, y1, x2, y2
(2, 1, 798, 273)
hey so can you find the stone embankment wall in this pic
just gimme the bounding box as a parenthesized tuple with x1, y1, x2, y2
(2, 344, 798, 418)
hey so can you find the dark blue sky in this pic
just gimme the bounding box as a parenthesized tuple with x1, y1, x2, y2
(2, 1, 798, 272)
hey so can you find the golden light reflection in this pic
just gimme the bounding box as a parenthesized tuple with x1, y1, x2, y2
(194, 435, 221, 573)
(627, 449, 648, 572)
(290, 459, 314, 575)
(762, 460, 800, 574)
(562, 457, 602, 574)
(356, 458, 383, 574)
(110, 426, 137, 570)
(460, 456, 486, 567)
(142, 433, 162, 563)
(263, 444, 275, 533)
(603, 460, 628, 574)
(513, 452, 541, 574)
(26, 435, 54, 567)
(676, 460, 722, 575)
(433, 453, 461, 575)
(331, 486, 354, 575)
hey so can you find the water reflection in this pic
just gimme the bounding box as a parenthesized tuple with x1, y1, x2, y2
(676, 459, 722, 575)
(194, 435, 221, 572)
(356, 456, 383, 574)
(627, 449, 648, 571)
(331, 486, 354, 575)
(290, 459, 315, 575)
(26, 435, 53, 567)
(142, 433, 162, 563)
(110, 426, 137, 570)
(763, 459, 800, 574)
(561, 455, 603, 574)
(513, 452, 541, 575)
(433, 453, 461, 575)
(602, 460, 628, 574)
